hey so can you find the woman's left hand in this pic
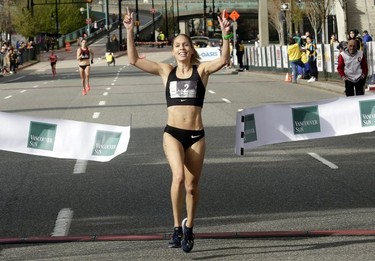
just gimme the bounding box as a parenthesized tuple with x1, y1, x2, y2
(217, 10, 231, 35)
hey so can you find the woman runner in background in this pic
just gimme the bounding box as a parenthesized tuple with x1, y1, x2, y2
(77, 39, 94, 95)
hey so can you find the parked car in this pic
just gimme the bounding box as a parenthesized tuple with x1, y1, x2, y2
(191, 36, 221, 48)
(191, 36, 209, 47)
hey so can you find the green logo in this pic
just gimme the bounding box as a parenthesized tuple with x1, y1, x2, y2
(359, 100, 375, 127)
(292, 106, 321, 134)
(92, 130, 122, 156)
(244, 114, 257, 143)
(27, 121, 57, 151)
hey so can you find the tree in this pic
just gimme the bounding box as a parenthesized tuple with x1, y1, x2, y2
(268, 0, 285, 45)
(8, 1, 91, 40)
(304, 0, 335, 43)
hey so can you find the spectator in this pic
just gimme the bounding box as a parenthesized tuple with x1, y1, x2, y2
(348, 29, 362, 50)
(362, 30, 372, 54)
(157, 31, 165, 48)
(306, 35, 318, 82)
(330, 34, 339, 46)
(8, 48, 18, 74)
(235, 39, 245, 71)
(105, 50, 115, 66)
(287, 37, 305, 83)
(362, 30, 372, 45)
(0, 46, 6, 75)
(337, 39, 368, 96)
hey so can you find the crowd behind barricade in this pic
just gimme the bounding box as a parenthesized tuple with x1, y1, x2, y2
(242, 28, 374, 86)
(1, 39, 39, 76)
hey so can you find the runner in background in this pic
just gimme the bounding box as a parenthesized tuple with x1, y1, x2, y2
(77, 39, 94, 95)
(48, 50, 58, 77)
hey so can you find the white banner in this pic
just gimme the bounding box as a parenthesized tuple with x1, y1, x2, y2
(196, 47, 221, 62)
(235, 95, 375, 155)
(0, 112, 131, 162)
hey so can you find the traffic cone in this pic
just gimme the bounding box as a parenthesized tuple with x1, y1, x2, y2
(284, 72, 291, 82)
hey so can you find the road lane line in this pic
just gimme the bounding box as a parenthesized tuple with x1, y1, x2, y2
(308, 152, 338, 169)
(103, 92, 108, 96)
(20, 90, 27, 93)
(222, 98, 231, 103)
(4, 95, 12, 99)
(73, 159, 88, 174)
(208, 90, 216, 94)
(51, 208, 74, 236)
(6, 76, 25, 82)
(99, 100, 106, 106)
(92, 112, 100, 119)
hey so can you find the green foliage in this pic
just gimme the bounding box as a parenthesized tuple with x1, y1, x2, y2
(12, 2, 87, 38)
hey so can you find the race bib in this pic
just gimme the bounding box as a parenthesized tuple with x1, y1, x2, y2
(169, 81, 197, 98)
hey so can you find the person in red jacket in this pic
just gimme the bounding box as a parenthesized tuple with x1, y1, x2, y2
(337, 39, 368, 96)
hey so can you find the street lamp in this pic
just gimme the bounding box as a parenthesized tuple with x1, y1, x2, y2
(281, 3, 289, 45)
(151, 0, 156, 41)
(209, 0, 215, 36)
(80, 3, 91, 36)
(50, 1, 59, 49)
(176, 0, 180, 34)
(135, 0, 140, 41)
(203, 0, 207, 35)
(118, 0, 123, 51)
(164, 0, 169, 40)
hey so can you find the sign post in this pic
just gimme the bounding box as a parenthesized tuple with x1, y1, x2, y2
(229, 10, 240, 65)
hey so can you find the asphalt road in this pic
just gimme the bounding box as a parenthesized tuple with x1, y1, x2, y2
(0, 42, 374, 260)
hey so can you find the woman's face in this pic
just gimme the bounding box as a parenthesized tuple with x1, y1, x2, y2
(172, 35, 193, 62)
(81, 40, 87, 47)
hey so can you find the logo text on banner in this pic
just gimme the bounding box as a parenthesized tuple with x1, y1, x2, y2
(28, 121, 57, 151)
(292, 106, 321, 134)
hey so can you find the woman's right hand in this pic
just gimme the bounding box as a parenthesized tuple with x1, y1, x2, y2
(123, 7, 134, 31)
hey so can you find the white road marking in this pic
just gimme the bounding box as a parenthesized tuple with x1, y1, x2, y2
(20, 90, 27, 93)
(111, 82, 115, 85)
(103, 92, 108, 96)
(208, 90, 216, 94)
(106, 87, 111, 90)
(92, 112, 100, 119)
(51, 208, 74, 236)
(308, 152, 338, 169)
(222, 98, 231, 103)
(73, 159, 88, 174)
(4, 95, 12, 99)
(33, 85, 39, 88)
(6, 76, 25, 82)
(99, 100, 106, 106)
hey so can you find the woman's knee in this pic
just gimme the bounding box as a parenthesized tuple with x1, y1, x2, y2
(185, 182, 199, 196)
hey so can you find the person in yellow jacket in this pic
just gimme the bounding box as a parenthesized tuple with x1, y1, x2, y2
(287, 37, 305, 83)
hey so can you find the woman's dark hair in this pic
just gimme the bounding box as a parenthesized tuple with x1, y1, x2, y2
(172, 34, 201, 65)
(288, 37, 296, 45)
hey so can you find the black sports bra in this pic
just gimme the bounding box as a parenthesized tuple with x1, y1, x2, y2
(165, 65, 206, 107)
(80, 48, 90, 59)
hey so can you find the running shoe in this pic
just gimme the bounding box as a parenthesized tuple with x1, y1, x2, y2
(85, 85, 91, 92)
(82, 88, 87, 95)
(168, 227, 182, 248)
(181, 218, 194, 253)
